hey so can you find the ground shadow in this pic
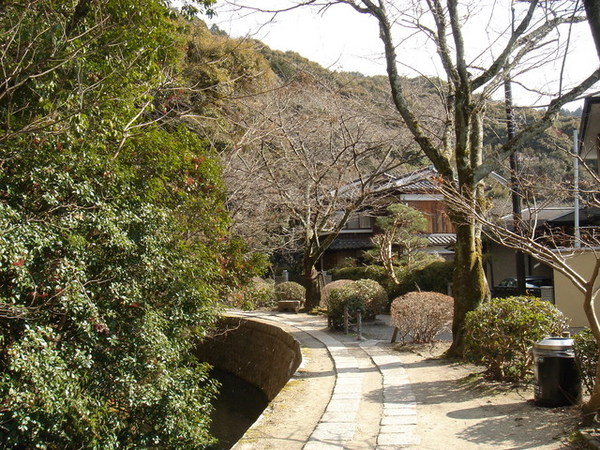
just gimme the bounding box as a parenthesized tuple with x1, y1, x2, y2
(451, 401, 580, 449)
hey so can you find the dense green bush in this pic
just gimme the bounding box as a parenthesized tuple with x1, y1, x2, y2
(413, 261, 454, 294)
(321, 279, 353, 310)
(0, 2, 260, 448)
(330, 261, 453, 302)
(331, 265, 388, 284)
(326, 279, 387, 329)
(573, 328, 598, 396)
(327, 284, 366, 330)
(390, 292, 453, 343)
(353, 279, 388, 319)
(275, 281, 306, 302)
(228, 277, 276, 310)
(464, 296, 568, 382)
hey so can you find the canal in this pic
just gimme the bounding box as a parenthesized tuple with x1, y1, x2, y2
(208, 368, 269, 449)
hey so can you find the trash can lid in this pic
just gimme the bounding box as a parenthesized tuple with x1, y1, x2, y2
(534, 336, 574, 350)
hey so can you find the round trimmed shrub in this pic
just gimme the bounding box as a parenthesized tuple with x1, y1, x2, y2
(573, 328, 598, 396)
(327, 283, 366, 329)
(275, 281, 305, 302)
(390, 291, 453, 343)
(326, 279, 387, 329)
(353, 279, 388, 320)
(464, 296, 568, 382)
(321, 279, 353, 310)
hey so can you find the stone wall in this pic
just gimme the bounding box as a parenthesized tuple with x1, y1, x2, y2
(194, 315, 302, 401)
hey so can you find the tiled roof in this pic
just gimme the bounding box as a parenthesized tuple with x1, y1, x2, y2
(328, 239, 375, 250)
(424, 233, 456, 246)
(327, 233, 456, 250)
(374, 166, 440, 194)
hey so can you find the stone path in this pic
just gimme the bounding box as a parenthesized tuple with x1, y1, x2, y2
(234, 311, 420, 449)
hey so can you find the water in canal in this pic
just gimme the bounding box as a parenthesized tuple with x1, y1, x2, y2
(208, 368, 269, 449)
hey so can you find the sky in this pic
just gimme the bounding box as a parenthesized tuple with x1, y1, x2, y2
(207, 1, 599, 110)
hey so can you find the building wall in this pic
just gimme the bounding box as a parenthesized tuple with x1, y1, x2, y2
(553, 251, 600, 329)
(485, 241, 553, 289)
(404, 199, 454, 234)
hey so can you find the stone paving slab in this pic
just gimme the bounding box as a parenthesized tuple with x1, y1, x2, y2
(303, 442, 345, 450)
(360, 340, 421, 449)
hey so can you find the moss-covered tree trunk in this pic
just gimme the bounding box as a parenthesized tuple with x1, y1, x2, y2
(447, 215, 490, 356)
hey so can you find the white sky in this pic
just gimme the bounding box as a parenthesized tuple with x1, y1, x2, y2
(207, 1, 599, 110)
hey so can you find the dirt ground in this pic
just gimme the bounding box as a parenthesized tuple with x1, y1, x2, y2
(395, 341, 585, 449)
(235, 314, 589, 449)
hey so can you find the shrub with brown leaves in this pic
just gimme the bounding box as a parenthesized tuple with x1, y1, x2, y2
(390, 291, 454, 343)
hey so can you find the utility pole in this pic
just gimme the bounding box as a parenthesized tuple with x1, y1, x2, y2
(574, 130, 581, 249)
(505, 76, 527, 295)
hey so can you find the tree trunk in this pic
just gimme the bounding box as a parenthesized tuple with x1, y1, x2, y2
(584, 0, 600, 61)
(581, 264, 600, 419)
(303, 264, 320, 311)
(446, 216, 490, 357)
(583, 349, 600, 424)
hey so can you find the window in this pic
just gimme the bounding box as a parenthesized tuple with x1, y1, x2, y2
(343, 214, 372, 231)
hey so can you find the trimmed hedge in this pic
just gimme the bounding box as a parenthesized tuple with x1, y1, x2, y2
(321, 279, 353, 310)
(330, 260, 453, 301)
(390, 292, 453, 343)
(325, 279, 388, 329)
(275, 281, 306, 302)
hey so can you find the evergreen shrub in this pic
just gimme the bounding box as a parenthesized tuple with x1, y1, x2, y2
(326, 279, 387, 329)
(275, 281, 306, 302)
(413, 261, 454, 294)
(573, 328, 598, 396)
(228, 277, 276, 310)
(464, 296, 568, 382)
(330, 260, 453, 302)
(331, 265, 388, 284)
(353, 279, 388, 319)
(321, 279, 353, 310)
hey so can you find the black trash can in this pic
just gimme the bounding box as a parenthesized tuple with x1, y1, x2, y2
(533, 336, 581, 407)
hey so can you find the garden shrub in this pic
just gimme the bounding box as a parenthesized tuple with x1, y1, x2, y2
(326, 279, 387, 329)
(321, 279, 353, 310)
(413, 260, 454, 294)
(573, 328, 598, 396)
(327, 284, 366, 330)
(390, 292, 453, 343)
(353, 279, 388, 320)
(464, 296, 568, 382)
(275, 281, 306, 302)
(330, 261, 453, 304)
(228, 277, 276, 310)
(331, 265, 388, 284)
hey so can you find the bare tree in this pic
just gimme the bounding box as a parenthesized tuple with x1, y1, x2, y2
(225, 76, 415, 309)
(224, 0, 600, 354)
